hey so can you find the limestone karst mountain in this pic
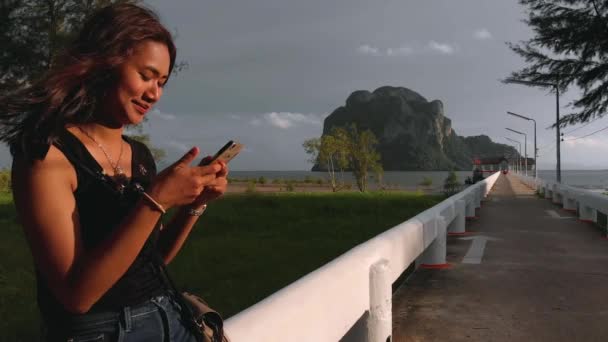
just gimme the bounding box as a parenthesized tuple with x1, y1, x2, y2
(315, 86, 519, 171)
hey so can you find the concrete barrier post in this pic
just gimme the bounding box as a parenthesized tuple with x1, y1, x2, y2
(368, 259, 391, 342)
(579, 202, 596, 223)
(466, 197, 476, 218)
(475, 187, 482, 208)
(448, 199, 466, 234)
(419, 216, 447, 265)
(545, 185, 553, 200)
(552, 185, 562, 204)
(538, 182, 545, 196)
(563, 191, 577, 212)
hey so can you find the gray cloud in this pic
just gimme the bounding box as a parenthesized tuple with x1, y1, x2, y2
(262, 112, 323, 129)
(427, 41, 456, 55)
(473, 28, 493, 40)
(357, 44, 382, 56)
(357, 44, 414, 57)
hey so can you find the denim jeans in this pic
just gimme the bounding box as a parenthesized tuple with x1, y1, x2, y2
(44, 295, 199, 342)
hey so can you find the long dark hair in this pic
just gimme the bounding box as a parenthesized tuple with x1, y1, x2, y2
(0, 3, 176, 160)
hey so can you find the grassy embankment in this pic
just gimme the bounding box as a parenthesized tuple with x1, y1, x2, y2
(0, 190, 442, 340)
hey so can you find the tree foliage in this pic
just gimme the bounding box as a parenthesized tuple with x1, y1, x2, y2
(0, 0, 138, 93)
(505, 0, 608, 127)
(127, 132, 166, 163)
(303, 124, 382, 192)
(442, 170, 460, 197)
(303, 136, 341, 191)
(346, 124, 382, 192)
(0, 0, 177, 162)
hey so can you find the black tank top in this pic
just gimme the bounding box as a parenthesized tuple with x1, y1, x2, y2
(36, 128, 169, 322)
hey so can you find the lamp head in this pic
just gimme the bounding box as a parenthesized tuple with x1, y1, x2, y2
(507, 111, 532, 121)
(506, 127, 525, 135)
(504, 78, 556, 87)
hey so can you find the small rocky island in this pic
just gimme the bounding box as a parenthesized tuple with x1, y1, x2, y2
(315, 86, 518, 171)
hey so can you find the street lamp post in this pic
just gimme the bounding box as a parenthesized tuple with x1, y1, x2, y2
(505, 137, 522, 174)
(506, 128, 528, 176)
(507, 111, 537, 181)
(504, 79, 561, 182)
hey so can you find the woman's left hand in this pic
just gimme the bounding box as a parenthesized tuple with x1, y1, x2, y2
(190, 158, 229, 207)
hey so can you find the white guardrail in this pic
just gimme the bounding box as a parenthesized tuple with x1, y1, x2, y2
(515, 174, 608, 238)
(224, 171, 502, 342)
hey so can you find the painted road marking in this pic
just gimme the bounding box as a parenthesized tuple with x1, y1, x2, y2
(459, 236, 501, 264)
(546, 210, 575, 219)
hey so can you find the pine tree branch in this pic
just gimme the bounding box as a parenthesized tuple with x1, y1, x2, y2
(590, 0, 608, 28)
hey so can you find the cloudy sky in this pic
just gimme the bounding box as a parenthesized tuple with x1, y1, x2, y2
(2, 0, 606, 170)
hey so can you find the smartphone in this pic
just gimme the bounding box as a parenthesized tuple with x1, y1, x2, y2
(199, 140, 244, 166)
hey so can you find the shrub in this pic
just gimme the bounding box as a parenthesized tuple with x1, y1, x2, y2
(285, 181, 295, 192)
(442, 171, 460, 197)
(258, 176, 267, 185)
(304, 176, 313, 184)
(419, 176, 433, 187)
(245, 181, 257, 193)
(0, 169, 11, 192)
(272, 178, 283, 184)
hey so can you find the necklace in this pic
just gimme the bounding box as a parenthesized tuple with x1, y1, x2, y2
(77, 126, 125, 176)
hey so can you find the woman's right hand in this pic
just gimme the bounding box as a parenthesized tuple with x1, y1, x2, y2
(147, 147, 222, 210)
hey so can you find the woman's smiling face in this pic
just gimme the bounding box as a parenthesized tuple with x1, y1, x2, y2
(103, 39, 171, 126)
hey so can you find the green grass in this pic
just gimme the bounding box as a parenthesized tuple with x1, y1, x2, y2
(0, 191, 442, 340)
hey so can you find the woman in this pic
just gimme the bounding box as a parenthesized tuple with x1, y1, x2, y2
(1, 3, 227, 341)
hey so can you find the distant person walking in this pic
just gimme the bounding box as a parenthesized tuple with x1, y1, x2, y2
(0, 3, 227, 341)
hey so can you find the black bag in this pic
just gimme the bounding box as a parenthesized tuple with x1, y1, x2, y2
(155, 254, 229, 342)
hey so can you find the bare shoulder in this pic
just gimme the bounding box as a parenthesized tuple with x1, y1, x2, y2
(12, 144, 77, 192)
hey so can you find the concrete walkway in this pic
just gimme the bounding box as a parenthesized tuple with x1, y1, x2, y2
(393, 174, 608, 342)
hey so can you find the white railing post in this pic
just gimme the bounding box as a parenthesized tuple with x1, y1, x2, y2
(448, 198, 467, 233)
(578, 198, 596, 223)
(562, 189, 577, 212)
(545, 183, 553, 200)
(466, 197, 476, 218)
(552, 184, 562, 204)
(368, 259, 391, 342)
(419, 216, 447, 266)
(538, 181, 545, 197)
(448, 199, 466, 234)
(475, 187, 482, 208)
